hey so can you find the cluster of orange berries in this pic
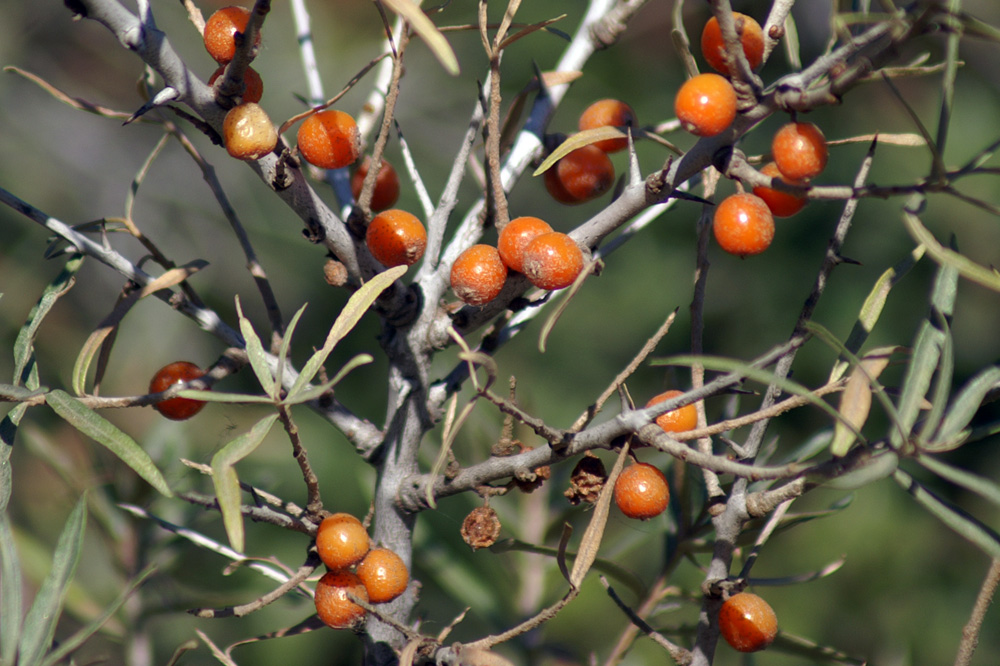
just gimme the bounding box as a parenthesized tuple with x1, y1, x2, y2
(313, 513, 410, 629)
(543, 99, 636, 205)
(449, 217, 586, 306)
(610, 390, 697, 520)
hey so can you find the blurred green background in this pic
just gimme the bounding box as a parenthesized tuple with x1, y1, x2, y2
(2, 1, 1000, 664)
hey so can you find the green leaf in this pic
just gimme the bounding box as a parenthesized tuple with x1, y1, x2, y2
(235, 297, 276, 400)
(917, 454, 1000, 510)
(919, 309, 954, 443)
(39, 564, 156, 666)
(895, 468, 1000, 559)
(18, 496, 87, 666)
(211, 413, 279, 553)
(903, 211, 1000, 292)
(290, 265, 405, 397)
(176, 389, 277, 404)
(0, 514, 23, 666)
(0, 412, 18, 515)
(281, 354, 373, 405)
(0, 384, 46, 401)
(275, 303, 308, 394)
(931, 366, 1000, 450)
(14, 255, 83, 388)
(45, 391, 172, 498)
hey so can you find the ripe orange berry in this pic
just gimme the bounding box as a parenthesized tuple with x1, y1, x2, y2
(223, 102, 277, 161)
(521, 231, 585, 291)
(718, 592, 778, 652)
(675, 73, 737, 137)
(645, 390, 698, 433)
(314, 571, 368, 629)
(149, 361, 208, 421)
(713, 193, 775, 257)
(351, 157, 401, 212)
(208, 64, 263, 103)
(203, 6, 260, 65)
(450, 244, 508, 306)
(772, 122, 828, 181)
(356, 548, 409, 604)
(365, 209, 427, 268)
(497, 216, 553, 273)
(578, 99, 637, 153)
(297, 109, 361, 170)
(316, 513, 370, 571)
(752, 162, 807, 218)
(543, 145, 615, 205)
(613, 462, 669, 520)
(700, 12, 765, 77)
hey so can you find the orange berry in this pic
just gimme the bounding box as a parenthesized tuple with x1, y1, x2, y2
(700, 12, 765, 76)
(223, 102, 277, 161)
(208, 64, 263, 103)
(772, 122, 828, 181)
(314, 571, 368, 629)
(149, 361, 208, 421)
(645, 390, 698, 433)
(351, 157, 401, 212)
(675, 73, 737, 137)
(356, 548, 409, 604)
(578, 99, 637, 153)
(613, 462, 669, 520)
(713, 193, 774, 257)
(203, 6, 260, 65)
(365, 209, 427, 268)
(752, 162, 807, 218)
(497, 216, 553, 273)
(297, 110, 361, 170)
(316, 513, 370, 571)
(450, 244, 508, 306)
(543, 145, 615, 205)
(521, 231, 585, 291)
(718, 592, 778, 652)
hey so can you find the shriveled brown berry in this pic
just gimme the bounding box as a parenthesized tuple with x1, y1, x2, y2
(512, 443, 551, 493)
(461, 506, 501, 550)
(564, 452, 608, 505)
(323, 258, 348, 287)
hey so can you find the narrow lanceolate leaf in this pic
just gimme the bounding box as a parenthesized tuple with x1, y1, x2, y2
(570, 444, 630, 589)
(0, 514, 23, 666)
(895, 468, 1000, 559)
(45, 390, 172, 498)
(17, 496, 87, 666)
(381, 0, 460, 75)
(290, 265, 405, 397)
(14, 255, 84, 387)
(275, 303, 308, 395)
(211, 413, 279, 554)
(235, 297, 276, 400)
(39, 564, 156, 666)
(931, 366, 1000, 450)
(831, 347, 898, 457)
(533, 129, 619, 176)
(281, 354, 374, 406)
(903, 211, 1000, 292)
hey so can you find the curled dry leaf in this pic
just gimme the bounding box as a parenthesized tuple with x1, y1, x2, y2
(831, 346, 899, 457)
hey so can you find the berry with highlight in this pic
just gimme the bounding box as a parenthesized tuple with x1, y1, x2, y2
(752, 162, 807, 218)
(297, 109, 361, 170)
(522, 232, 585, 291)
(544, 145, 615, 205)
(365, 209, 427, 268)
(351, 157, 401, 212)
(203, 6, 260, 65)
(497, 216, 553, 273)
(316, 513, 370, 571)
(357, 548, 409, 604)
(713, 193, 775, 257)
(149, 361, 208, 421)
(772, 122, 828, 181)
(450, 244, 508, 306)
(718, 592, 778, 652)
(646, 390, 698, 433)
(675, 73, 737, 137)
(314, 571, 368, 629)
(578, 99, 637, 153)
(701, 12, 765, 76)
(613, 462, 670, 520)
(223, 102, 277, 161)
